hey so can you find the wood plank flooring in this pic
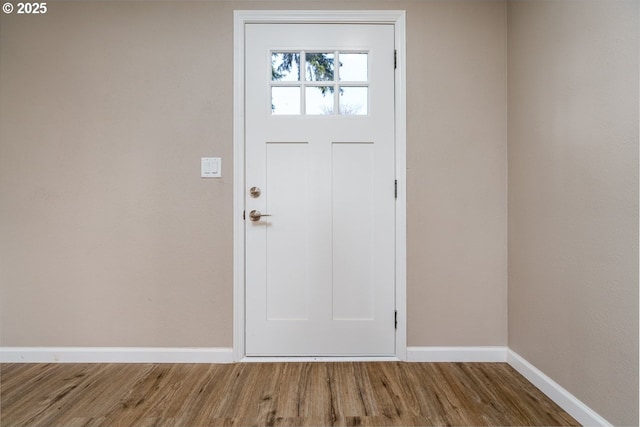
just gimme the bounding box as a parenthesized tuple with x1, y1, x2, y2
(0, 362, 580, 426)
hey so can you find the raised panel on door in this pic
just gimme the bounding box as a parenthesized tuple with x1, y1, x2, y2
(265, 142, 310, 321)
(332, 142, 375, 320)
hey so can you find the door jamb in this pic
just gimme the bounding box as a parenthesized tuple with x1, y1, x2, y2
(233, 10, 407, 361)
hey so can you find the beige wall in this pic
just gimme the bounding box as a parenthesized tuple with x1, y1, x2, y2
(507, 1, 639, 425)
(0, 1, 236, 347)
(405, 0, 507, 346)
(0, 1, 508, 347)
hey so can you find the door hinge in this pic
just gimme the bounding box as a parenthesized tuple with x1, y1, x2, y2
(394, 310, 398, 330)
(243, 210, 245, 220)
(394, 50, 397, 69)
(394, 180, 398, 199)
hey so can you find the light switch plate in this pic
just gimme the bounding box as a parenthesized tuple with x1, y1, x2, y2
(201, 157, 221, 178)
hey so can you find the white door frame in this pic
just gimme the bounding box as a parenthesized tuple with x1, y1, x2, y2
(233, 10, 407, 362)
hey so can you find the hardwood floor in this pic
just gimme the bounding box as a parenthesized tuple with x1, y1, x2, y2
(0, 362, 579, 426)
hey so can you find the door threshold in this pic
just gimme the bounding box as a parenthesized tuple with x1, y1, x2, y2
(241, 356, 401, 363)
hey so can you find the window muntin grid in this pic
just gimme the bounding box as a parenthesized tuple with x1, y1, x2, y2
(271, 51, 368, 116)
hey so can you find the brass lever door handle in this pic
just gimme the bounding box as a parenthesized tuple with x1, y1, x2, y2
(249, 210, 272, 222)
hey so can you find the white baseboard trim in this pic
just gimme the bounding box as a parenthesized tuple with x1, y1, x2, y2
(406, 346, 507, 362)
(507, 349, 612, 427)
(0, 347, 234, 364)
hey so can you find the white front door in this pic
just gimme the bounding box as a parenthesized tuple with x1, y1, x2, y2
(245, 23, 396, 356)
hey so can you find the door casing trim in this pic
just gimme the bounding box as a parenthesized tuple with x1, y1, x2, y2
(233, 10, 407, 361)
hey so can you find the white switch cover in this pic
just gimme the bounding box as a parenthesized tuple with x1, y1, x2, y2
(201, 157, 221, 178)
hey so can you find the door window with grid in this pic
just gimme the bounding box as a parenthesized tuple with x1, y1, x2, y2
(271, 52, 369, 115)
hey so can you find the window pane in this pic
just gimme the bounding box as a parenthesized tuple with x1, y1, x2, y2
(305, 53, 335, 81)
(339, 53, 368, 81)
(272, 53, 300, 82)
(272, 87, 300, 115)
(339, 87, 367, 115)
(306, 86, 334, 115)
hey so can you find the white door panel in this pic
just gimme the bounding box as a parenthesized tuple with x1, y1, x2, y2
(245, 23, 395, 356)
(265, 142, 310, 320)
